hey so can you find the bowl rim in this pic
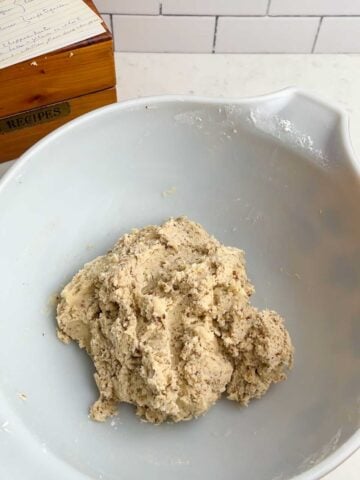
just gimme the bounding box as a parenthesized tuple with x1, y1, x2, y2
(1, 86, 360, 193)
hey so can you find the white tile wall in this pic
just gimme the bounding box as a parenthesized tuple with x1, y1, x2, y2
(94, 0, 360, 52)
(162, 0, 268, 16)
(315, 17, 360, 53)
(113, 15, 215, 52)
(101, 13, 112, 31)
(94, 0, 159, 15)
(216, 17, 319, 53)
(270, 0, 360, 16)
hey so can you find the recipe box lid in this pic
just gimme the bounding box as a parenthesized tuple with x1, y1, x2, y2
(0, 0, 116, 118)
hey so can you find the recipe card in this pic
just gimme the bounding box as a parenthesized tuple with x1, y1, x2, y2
(0, 0, 106, 69)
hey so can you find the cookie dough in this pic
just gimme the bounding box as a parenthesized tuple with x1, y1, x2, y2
(57, 217, 293, 423)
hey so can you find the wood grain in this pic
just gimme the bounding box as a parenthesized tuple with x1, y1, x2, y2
(0, 0, 116, 117)
(0, 87, 117, 162)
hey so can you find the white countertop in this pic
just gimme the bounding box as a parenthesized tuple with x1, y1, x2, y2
(0, 53, 359, 479)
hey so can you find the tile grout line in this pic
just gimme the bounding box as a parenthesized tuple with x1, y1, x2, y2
(99, 13, 360, 18)
(110, 13, 114, 34)
(311, 17, 323, 53)
(266, 0, 271, 15)
(212, 16, 219, 53)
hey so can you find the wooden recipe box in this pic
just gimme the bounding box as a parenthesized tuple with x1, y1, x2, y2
(0, 0, 117, 162)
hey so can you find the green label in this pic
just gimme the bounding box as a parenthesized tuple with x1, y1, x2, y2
(0, 102, 71, 133)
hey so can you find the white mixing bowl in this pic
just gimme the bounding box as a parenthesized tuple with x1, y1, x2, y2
(0, 88, 359, 480)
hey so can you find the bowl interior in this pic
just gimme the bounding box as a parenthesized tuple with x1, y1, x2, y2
(0, 99, 359, 480)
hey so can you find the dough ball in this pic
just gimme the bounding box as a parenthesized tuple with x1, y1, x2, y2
(57, 217, 293, 423)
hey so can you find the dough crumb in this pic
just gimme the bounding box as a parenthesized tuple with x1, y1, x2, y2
(162, 186, 177, 197)
(57, 217, 294, 423)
